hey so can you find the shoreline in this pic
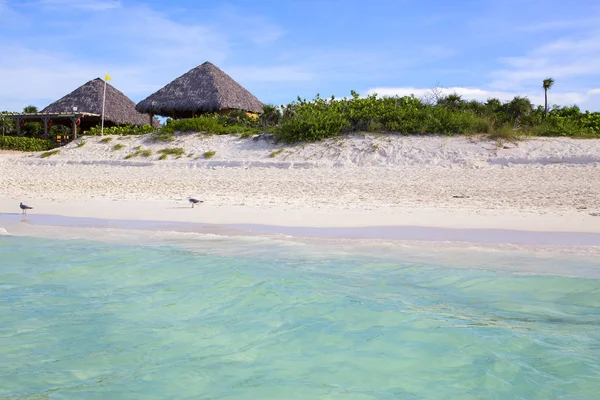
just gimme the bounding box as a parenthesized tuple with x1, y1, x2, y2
(2, 205, 600, 247)
(2, 135, 599, 250)
(3, 212, 600, 279)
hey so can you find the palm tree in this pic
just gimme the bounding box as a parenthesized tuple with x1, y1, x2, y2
(507, 96, 534, 126)
(438, 93, 464, 109)
(543, 78, 555, 118)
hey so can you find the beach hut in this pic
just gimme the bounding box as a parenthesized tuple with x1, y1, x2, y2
(135, 61, 264, 119)
(7, 78, 157, 141)
(41, 78, 158, 130)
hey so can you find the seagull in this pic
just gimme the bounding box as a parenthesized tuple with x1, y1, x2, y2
(188, 198, 203, 208)
(20, 202, 33, 214)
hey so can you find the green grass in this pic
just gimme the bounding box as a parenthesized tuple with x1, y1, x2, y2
(99, 137, 113, 143)
(112, 143, 124, 151)
(40, 149, 61, 158)
(124, 146, 152, 159)
(269, 148, 284, 158)
(76, 140, 86, 148)
(203, 150, 216, 159)
(157, 147, 185, 160)
(484, 125, 524, 144)
(152, 132, 174, 142)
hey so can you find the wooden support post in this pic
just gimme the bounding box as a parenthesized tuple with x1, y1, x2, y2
(42, 118, 49, 139)
(71, 117, 78, 141)
(16, 118, 21, 136)
(149, 113, 153, 127)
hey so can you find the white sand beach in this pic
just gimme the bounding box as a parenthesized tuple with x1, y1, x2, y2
(1, 134, 599, 237)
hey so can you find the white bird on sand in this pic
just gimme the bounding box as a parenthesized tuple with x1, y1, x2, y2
(188, 198, 203, 208)
(20, 202, 33, 214)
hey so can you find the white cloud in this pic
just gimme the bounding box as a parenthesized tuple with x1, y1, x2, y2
(366, 86, 600, 110)
(490, 33, 600, 90)
(35, 0, 121, 11)
(0, 2, 300, 111)
(518, 18, 600, 32)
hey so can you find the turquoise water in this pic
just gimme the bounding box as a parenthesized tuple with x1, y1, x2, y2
(1, 235, 599, 399)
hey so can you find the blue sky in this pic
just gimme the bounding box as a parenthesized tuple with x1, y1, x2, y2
(1, 0, 599, 111)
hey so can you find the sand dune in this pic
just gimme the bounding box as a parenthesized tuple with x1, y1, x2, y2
(1, 134, 599, 234)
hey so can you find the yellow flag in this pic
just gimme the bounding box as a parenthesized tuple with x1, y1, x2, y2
(105, 73, 112, 81)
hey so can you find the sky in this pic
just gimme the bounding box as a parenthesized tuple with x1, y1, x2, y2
(1, 0, 599, 112)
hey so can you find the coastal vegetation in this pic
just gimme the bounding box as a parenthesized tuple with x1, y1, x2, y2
(269, 148, 285, 158)
(40, 149, 61, 158)
(152, 91, 600, 144)
(157, 147, 185, 160)
(0, 136, 56, 152)
(2, 83, 600, 150)
(124, 146, 152, 159)
(86, 125, 155, 136)
(203, 150, 216, 159)
(152, 131, 175, 142)
(112, 143, 124, 151)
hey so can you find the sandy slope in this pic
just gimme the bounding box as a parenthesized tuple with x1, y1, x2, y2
(13, 132, 600, 167)
(1, 133, 599, 234)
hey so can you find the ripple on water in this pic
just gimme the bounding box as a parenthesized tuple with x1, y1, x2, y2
(0, 236, 599, 399)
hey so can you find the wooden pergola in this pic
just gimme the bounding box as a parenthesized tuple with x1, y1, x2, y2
(5, 112, 99, 141)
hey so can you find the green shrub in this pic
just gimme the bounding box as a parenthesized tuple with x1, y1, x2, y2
(75, 91, 600, 144)
(259, 104, 282, 127)
(161, 114, 261, 137)
(203, 150, 216, 159)
(162, 115, 225, 134)
(486, 124, 523, 142)
(139, 149, 152, 157)
(0, 136, 56, 152)
(112, 143, 124, 151)
(40, 149, 61, 158)
(76, 140, 86, 148)
(85, 124, 155, 136)
(99, 137, 113, 143)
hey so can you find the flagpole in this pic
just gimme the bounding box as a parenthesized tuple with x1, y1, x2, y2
(101, 74, 107, 136)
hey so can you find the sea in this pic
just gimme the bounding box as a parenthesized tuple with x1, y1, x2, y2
(1, 219, 599, 399)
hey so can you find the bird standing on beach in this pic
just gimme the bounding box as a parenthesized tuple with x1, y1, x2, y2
(20, 202, 33, 214)
(189, 198, 203, 208)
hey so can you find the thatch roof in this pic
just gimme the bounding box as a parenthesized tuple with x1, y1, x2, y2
(136, 61, 264, 118)
(42, 78, 158, 127)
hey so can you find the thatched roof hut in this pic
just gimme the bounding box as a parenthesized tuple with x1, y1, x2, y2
(42, 78, 159, 128)
(136, 62, 264, 118)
